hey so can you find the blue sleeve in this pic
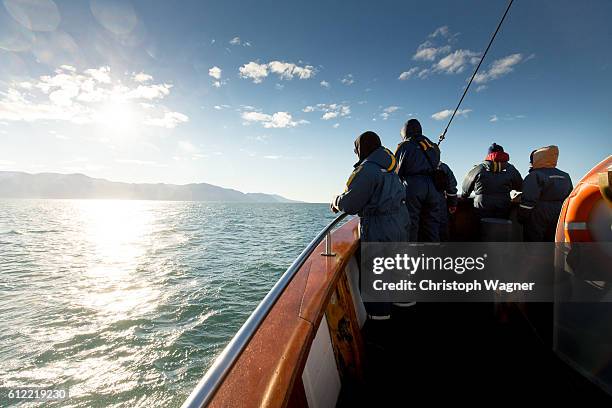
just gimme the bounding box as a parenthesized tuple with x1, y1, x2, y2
(509, 164, 523, 191)
(461, 165, 480, 198)
(518, 172, 541, 223)
(394, 142, 416, 180)
(445, 165, 458, 206)
(334, 165, 375, 215)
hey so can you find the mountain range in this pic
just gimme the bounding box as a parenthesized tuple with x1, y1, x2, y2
(0, 171, 301, 203)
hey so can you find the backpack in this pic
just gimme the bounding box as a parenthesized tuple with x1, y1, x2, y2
(418, 142, 448, 192)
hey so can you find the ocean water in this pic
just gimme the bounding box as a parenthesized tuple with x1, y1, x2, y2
(0, 199, 335, 407)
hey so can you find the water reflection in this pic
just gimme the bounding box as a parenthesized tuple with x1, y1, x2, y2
(74, 200, 160, 319)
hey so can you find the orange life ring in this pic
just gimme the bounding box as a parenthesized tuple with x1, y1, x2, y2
(556, 156, 612, 243)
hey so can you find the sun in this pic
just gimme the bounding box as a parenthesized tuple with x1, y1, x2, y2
(95, 102, 137, 133)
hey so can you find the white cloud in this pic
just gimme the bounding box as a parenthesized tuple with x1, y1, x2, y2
(302, 103, 351, 121)
(489, 113, 526, 122)
(381, 106, 401, 120)
(430, 26, 450, 38)
(341, 74, 354, 85)
(413, 42, 451, 61)
(332, 123, 340, 128)
(134, 72, 153, 83)
(322, 111, 338, 120)
(434, 49, 480, 74)
(474, 53, 523, 83)
(229, 36, 251, 47)
(84, 66, 111, 84)
(239, 62, 268, 83)
(241, 110, 308, 128)
(268, 61, 315, 80)
(144, 111, 189, 128)
(398, 68, 419, 80)
(239, 61, 315, 83)
(417, 68, 430, 79)
(60, 65, 76, 72)
(127, 84, 172, 100)
(476, 85, 488, 92)
(0, 66, 186, 128)
(431, 108, 472, 121)
(209, 66, 222, 80)
(320, 80, 330, 88)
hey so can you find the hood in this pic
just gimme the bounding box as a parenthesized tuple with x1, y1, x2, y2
(362, 146, 396, 172)
(354, 131, 381, 161)
(482, 159, 508, 173)
(485, 151, 510, 162)
(531, 145, 559, 169)
(401, 119, 422, 141)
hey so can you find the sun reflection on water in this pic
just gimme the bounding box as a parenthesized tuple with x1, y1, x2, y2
(72, 200, 160, 318)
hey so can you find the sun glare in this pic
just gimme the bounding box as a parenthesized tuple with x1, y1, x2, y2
(96, 102, 137, 133)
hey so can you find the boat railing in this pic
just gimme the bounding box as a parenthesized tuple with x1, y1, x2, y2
(181, 212, 351, 408)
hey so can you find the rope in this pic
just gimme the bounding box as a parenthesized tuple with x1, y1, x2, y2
(438, 0, 515, 145)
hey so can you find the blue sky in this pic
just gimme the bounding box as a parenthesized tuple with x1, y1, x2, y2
(0, 0, 610, 202)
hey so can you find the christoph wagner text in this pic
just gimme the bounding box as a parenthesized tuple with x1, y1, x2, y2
(372, 280, 536, 293)
(372, 254, 487, 275)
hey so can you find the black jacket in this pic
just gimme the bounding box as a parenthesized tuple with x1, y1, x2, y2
(461, 160, 522, 218)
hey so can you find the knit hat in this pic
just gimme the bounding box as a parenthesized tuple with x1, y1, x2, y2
(488, 143, 504, 154)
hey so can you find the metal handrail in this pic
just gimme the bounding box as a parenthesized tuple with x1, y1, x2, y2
(181, 212, 350, 408)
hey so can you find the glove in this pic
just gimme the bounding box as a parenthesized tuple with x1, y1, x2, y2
(330, 202, 339, 213)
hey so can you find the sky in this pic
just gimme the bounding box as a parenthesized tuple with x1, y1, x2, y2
(0, 0, 610, 203)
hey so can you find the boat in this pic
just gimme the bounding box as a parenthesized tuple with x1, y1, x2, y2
(180, 157, 612, 407)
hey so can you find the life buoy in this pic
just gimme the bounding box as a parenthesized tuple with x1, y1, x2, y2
(556, 156, 612, 243)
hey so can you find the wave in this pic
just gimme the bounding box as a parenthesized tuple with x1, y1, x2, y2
(0, 229, 22, 235)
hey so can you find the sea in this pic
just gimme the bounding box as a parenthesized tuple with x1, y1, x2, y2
(0, 199, 335, 407)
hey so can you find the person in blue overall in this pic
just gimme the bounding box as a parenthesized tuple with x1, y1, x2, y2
(394, 119, 442, 242)
(332, 131, 409, 242)
(519, 145, 573, 241)
(332, 131, 410, 319)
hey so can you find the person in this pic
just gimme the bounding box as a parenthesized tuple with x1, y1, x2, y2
(331, 131, 410, 242)
(332, 131, 410, 319)
(394, 118, 442, 242)
(518, 145, 573, 241)
(461, 143, 523, 220)
(438, 161, 458, 242)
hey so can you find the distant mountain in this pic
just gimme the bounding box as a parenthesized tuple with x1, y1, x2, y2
(0, 171, 302, 203)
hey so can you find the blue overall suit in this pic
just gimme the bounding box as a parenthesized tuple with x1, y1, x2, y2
(395, 131, 442, 242)
(334, 147, 410, 242)
(438, 162, 458, 242)
(518, 146, 573, 242)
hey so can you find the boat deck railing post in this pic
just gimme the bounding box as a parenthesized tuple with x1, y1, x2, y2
(321, 231, 336, 257)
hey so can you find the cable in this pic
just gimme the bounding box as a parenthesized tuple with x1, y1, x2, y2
(438, 0, 515, 145)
